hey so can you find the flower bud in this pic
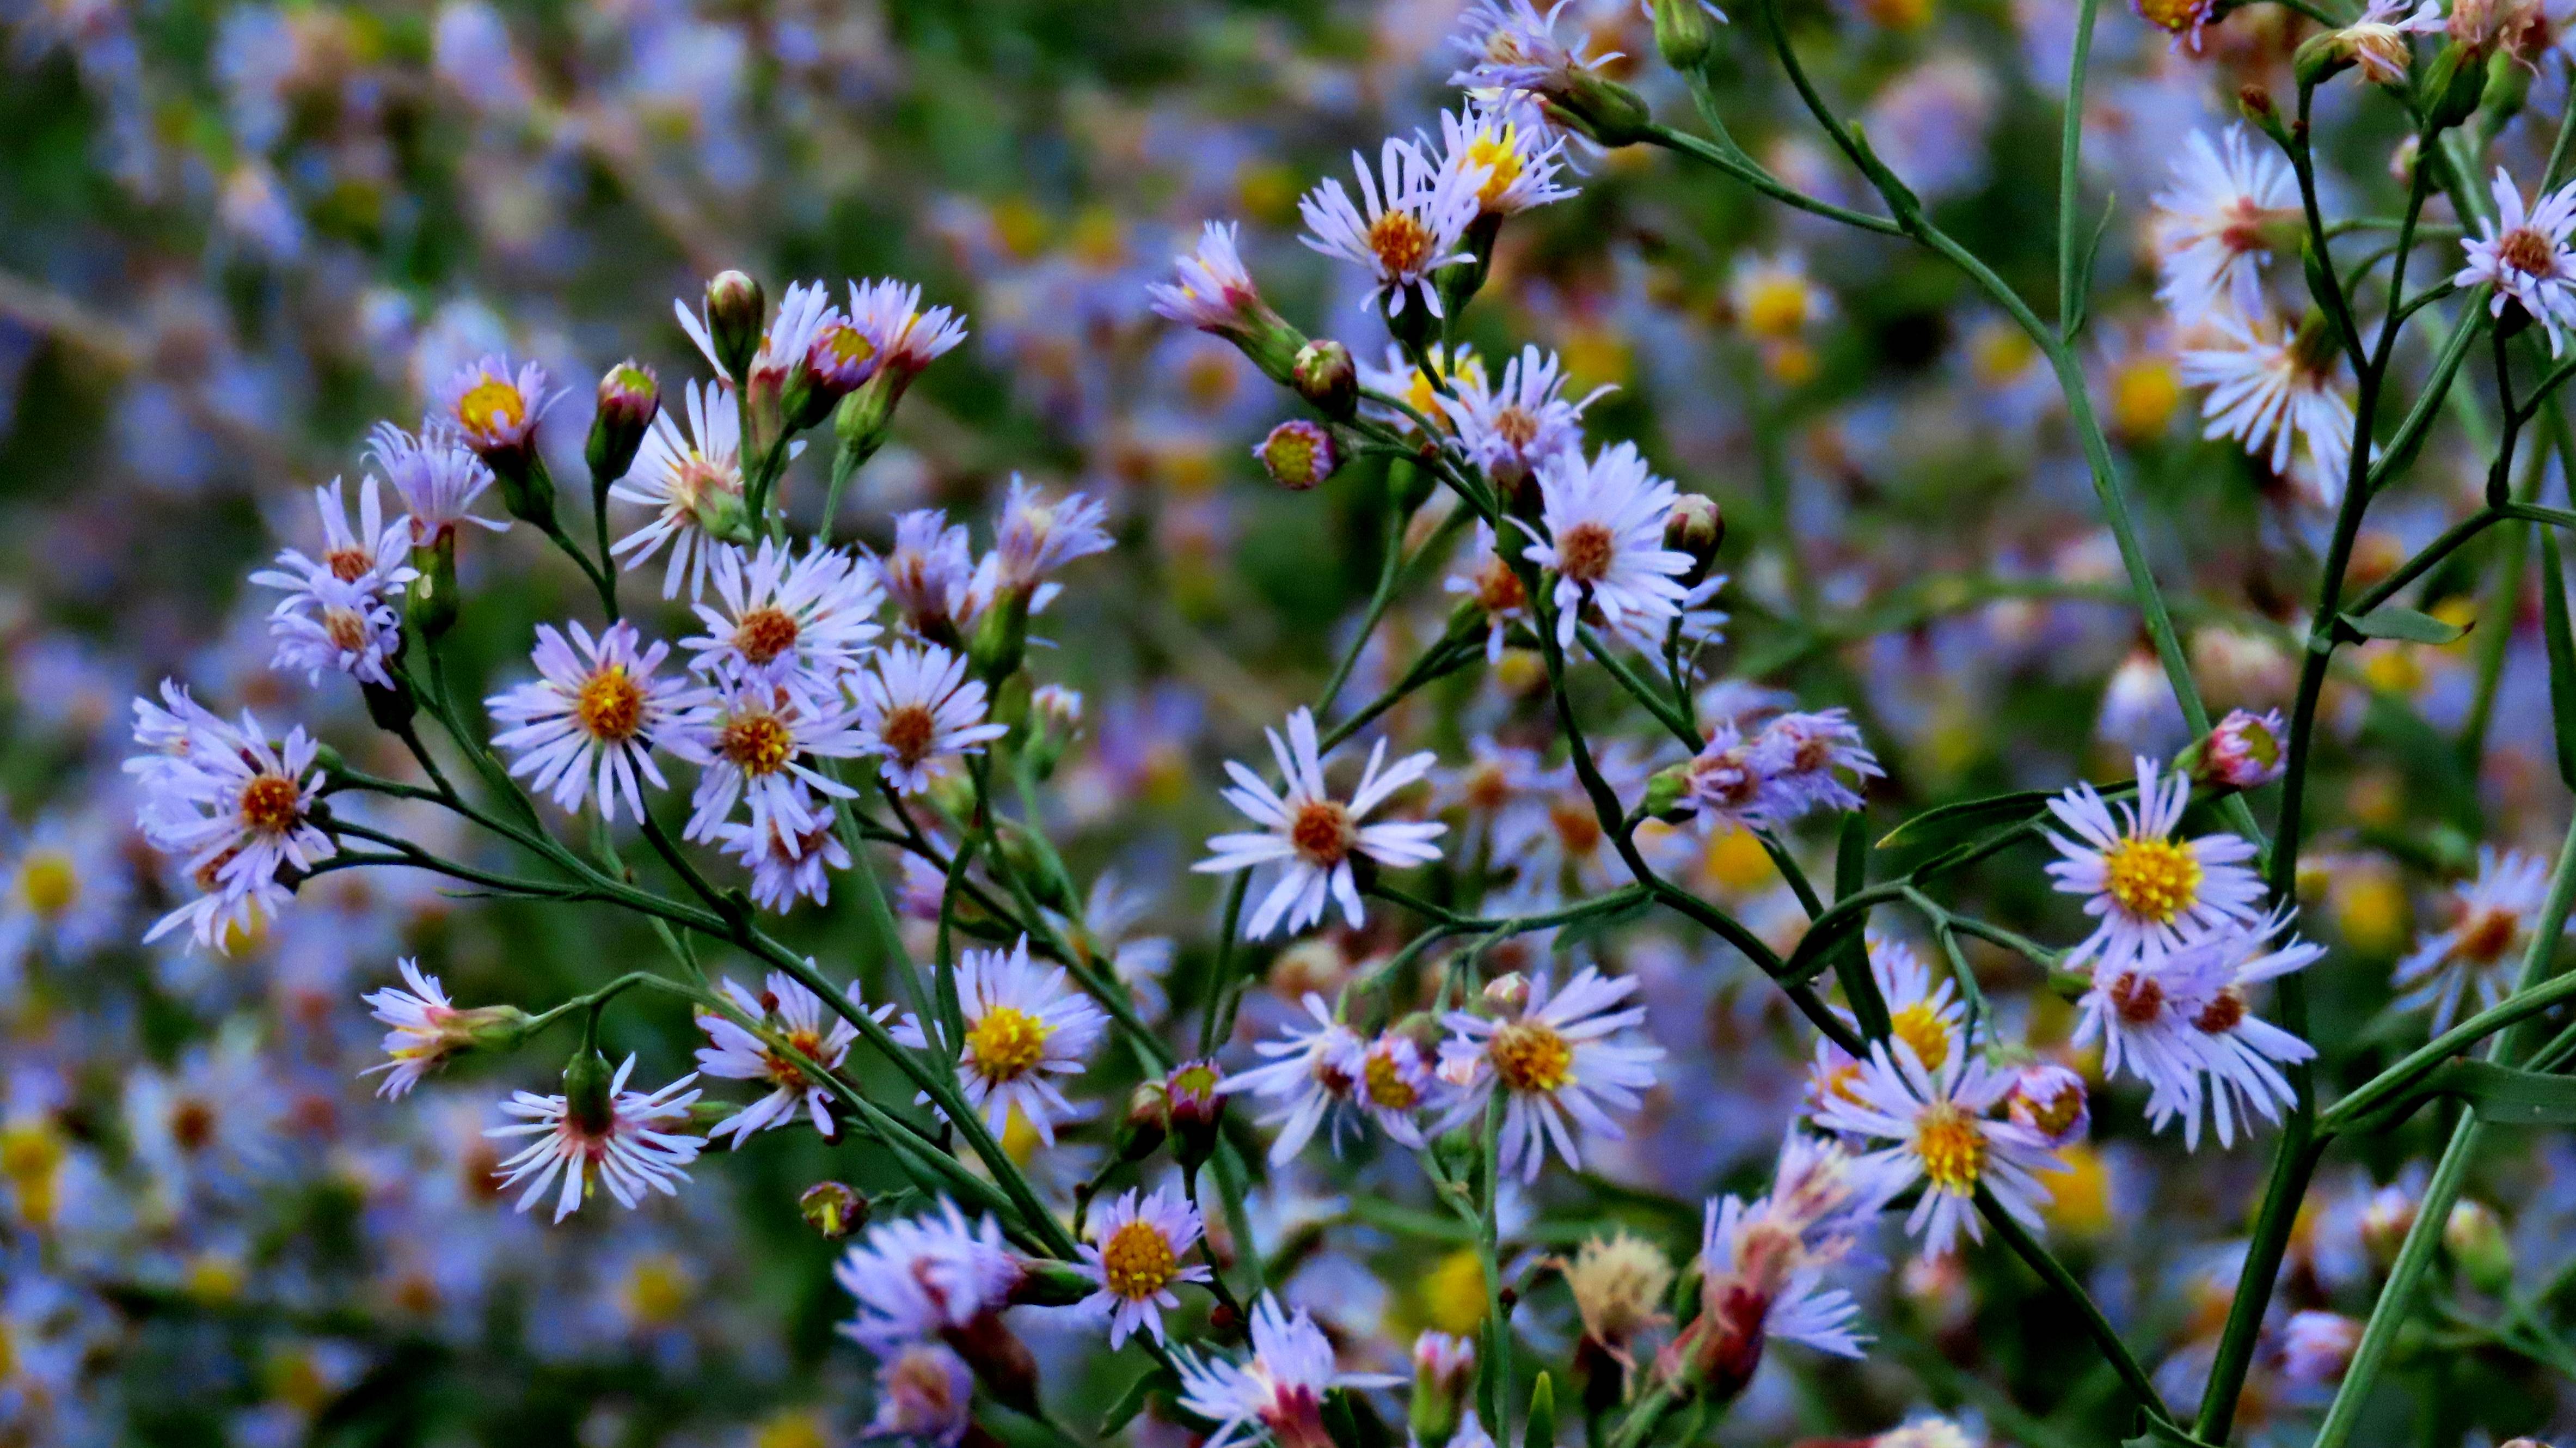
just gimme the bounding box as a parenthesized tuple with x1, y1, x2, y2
(1664, 494, 1724, 584)
(1481, 972, 1531, 1014)
(407, 531, 459, 640)
(2279, 1310, 2364, 1386)
(1643, 763, 1696, 823)
(2481, 45, 2531, 124)
(2293, 31, 2356, 87)
(1117, 1079, 1171, 1163)
(562, 1047, 615, 1137)
(1256, 420, 1339, 491)
(1653, 0, 1716, 70)
(1164, 1058, 1226, 1170)
(704, 270, 766, 382)
(587, 360, 660, 486)
(2445, 1198, 2513, 1293)
(2422, 43, 2486, 131)
(493, 449, 557, 528)
(2237, 84, 2292, 149)
(2185, 707, 2287, 790)
(2361, 1182, 2419, 1269)
(1409, 1331, 1477, 1447)
(1292, 339, 1359, 418)
(799, 1181, 867, 1239)
(1540, 72, 1654, 149)
(1009, 1258, 1096, 1307)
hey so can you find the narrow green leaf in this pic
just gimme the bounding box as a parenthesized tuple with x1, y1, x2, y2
(2123, 1414, 2222, 1448)
(1835, 812, 1867, 899)
(1782, 905, 1869, 988)
(2540, 524, 2576, 791)
(1524, 1372, 1557, 1448)
(2341, 606, 2469, 645)
(1875, 789, 2064, 851)
(2065, 191, 2117, 340)
(2418, 1058, 2576, 1125)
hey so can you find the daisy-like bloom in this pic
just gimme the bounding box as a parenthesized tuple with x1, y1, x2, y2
(486, 620, 693, 821)
(134, 710, 333, 950)
(891, 935, 1108, 1146)
(1443, 521, 1534, 663)
(835, 1199, 1026, 1352)
(2153, 128, 2299, 319)
(1173, 1294, 1401, 1448)
(873, 510, 978, 638)
(484, 1054, 704, 1223)
(1355, 1032, 1436, 1146)
(1148, 221, 1289, 344)
(257, 475, 415, 597)
(1861, 934, 1965, 1074)
(1192, 707, 1446, 939)
(2133, 0, 2219, 48)
(714, 806, 854, 912)
(2178, 309, 2359, 502)
(694, 970, 881, 1142)
(845, 277, 969, 385)
(1522, 441, 1696, 649)
(1358, 340, 1486, 437)
(851, 643, 1009, 796)
(1298, 137, 1482, 319)
(1758, 710, 1883, 817)
(2394, 846, 2555, 1028)
(2044, 757, 2264, 972)
(1670, 721, 1796, 834)
(993, 476, 1113, 594)
(360, 957, 525, 1098)
(866, 1344, 975, 1446)
(1438, 344, 1608, 487)
(673, 677, 868, 847)
(434, 353, 556, 461)
(1810, 1041, 2063, 1257)
(2151, 916, 2321, 1147)
(2456, 167, 2576, 354)
(1077, 1186, 1213, 1348)
(1729, 250, 1834, 341)
(610, 379, 749, 600)
(257, 568, 403, 688)
(368, 421, 505, 544)
(2005, 1062, 2092, 1148)
(1432, 97, 1575, 217)
(1434, 964, 1665, 1182)
(1450, 0, 1617, 96)
(1217, 993, 1369, 1164)
(2327, 0, 2445, 83)
(681, 540, 883, 698)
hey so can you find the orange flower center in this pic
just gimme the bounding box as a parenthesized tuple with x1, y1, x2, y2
(720, 713, 794, 778)
(1363, 1050, 1420, 1110)
(575, 667, 646, 742)
(1913, 1102, 1986, 1193)
(1289, 799, 1355, 868)
(2456, 907, 2519, 964)
(1367, 211, 1433, 277)
(1100, 1218, 1180, 1301)
(324, 605, 371, 653)
(2194, 987, 2247, 1034)
(237, 774, 304, 834)
(2107, 970, 2165, 1025)
(876, 703, 937, 765)
(325, 546, 373, 583)
(1555, 521, 1617, 584)
(2500, 227, 2557, 277)
(733, 607, 801, 665)
(1490, 1019, 1574, 1094)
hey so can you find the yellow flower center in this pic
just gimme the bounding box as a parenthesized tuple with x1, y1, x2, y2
(457, 376, 526, 438)
(1741, 275, 1811, 340)
(624, 1254, 691, 1327)
(237, 774, 304, 835)
(2110, 356, 2181, 439)
(2136, 0, 2209, 33)
(1363, 1050, 1420, 1110)
(1890, 1001, 1952, 1073)
(1913, 1101, 1986, 1194)
(720, 713, 794, 777)
(575, 667, 646, 742)
(19, 850, 77, 918)
(1367, 210, 1433, 277)
(1465, 129, 1525, 208)
(2021, 1081, 2085, 1140)
(1489, 1019, 1574, 1094)
(2101, 836, 2201, 924)
(967, 1005, 1052, 1082)
(818, 322, 876, 371)
(1100, 1218, 1180, 1301)
(1289, 799, 1354, 869)
(733, 607, 801, 665)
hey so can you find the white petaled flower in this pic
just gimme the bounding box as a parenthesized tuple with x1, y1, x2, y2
(2456, 167, 2576, 355)
(257, 475, 415, 597)
(2044, 757, 2264, 972)
(1354, 1032, 1435, 1147)
(1439, 344, 1608, 486)
(436, 353, 556, 456)
(486, 620, 693, 821)
(360, 957, 512, 1099)
(994, 476, 1113, 593)
(1217, 993, 1369, 1165)
(682, 540, 884, 698)
(134, 710, 333, 951)
(369, 420, 505, 543)
(852, 643, 1009, 796)
(1435, 964, 1665, 1182)
(694, 970, 880, 1142)
(673, 677, 868, 848)
(609, 378, 747, 601)
(484, 1055, 704, 1223)
(873, 509, 978, 636)
(867, 1344, 976, 1447)
(2332, 0, 2445, 83)
(257, 567, 404, 688)
(835, 1199, 1026, 1352)
(1759, 710, 1881, 815)
(1443, 520, 1535, 663)
(1674, 722, 1797, 834)
(1855, 934, 1966, 1077)
(1810, 1041, 2063, 1257)
(1077, 1186, 1213, 1348)
(1149, 222, 1280, 339)
(846, 278, 969, 381)
(2078, 912, 2320, 1148)
(1449, 0, 1616, 97)
(2394, 846, 2556, 1029)
(2153, 127, 2299, 320)
(1298, 138, 1482, 319)
(892, 935, 1109, 1146)
(1694, 1193, 1868, 1361)
(1522, 442, 1695, 649)
(715, 807, 854, 912)
(1193, 707, 1446, 939)
(1173, 1294, 1401, 1448)
(2178, 308, 2359, 503)
(1433, 97, 1576, 217)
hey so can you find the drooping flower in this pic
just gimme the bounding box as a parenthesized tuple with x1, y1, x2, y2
(891, 936, 1108, 1146)
(1077, 1186, 1213, 1348)
(835, 1199, 1026, 1352)
(1148, 222, 1286, 343)
(872, 510, 978, 638)
(1218, 993, 1370, 1164)
(1669, 1132, 1898, 1391)
(2393, 846, 2555, 1029)
(2044, 757, 2264, 972)
(680, 539, 884, 699)
(1298, 138, 1482, 319)
(694, 970, 882, 1142)
(714, 807, 854, 912)
(484, 1054, 704, 1223)
(1193, 707, 1446, 939)
(2152, 127, 2299, 319)
(992, 476, 1113, 594)
(1810, 1041, 2063, 1257)
(1435, 964, 1665, 1182)
(1450, 0, 1617, 97)
(360, 958, 524, 1099)
(2178, 309, 2359, 503)
(486, 621, 694, 821)
(851, 643, 1009, 796)
(2456, 166, 2576, 354)
(1522, 441, 1695, 649)
(1172, 1294, 1401, 1448)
